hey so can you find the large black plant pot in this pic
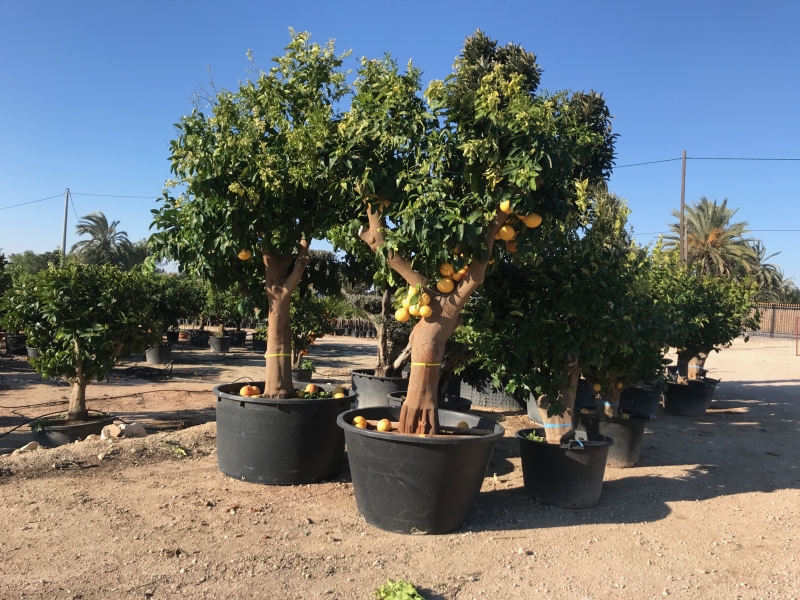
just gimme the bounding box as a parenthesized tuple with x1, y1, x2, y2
(339, 406, 504, 534)
(5, 334, 27, 356)
(387, 391, 472, 413)
(213, 382, 355, 485)
(145, 343, 172, 365)
(576, 411, 650, 468)
(350, 369, 408, 409)
(620, 386, 662, 418)
(189, 330, 210, 348)
(165, 330, 180, 344)
(252, 338, 267, 353)
(230, 331, 247, 346)
(32, 415, 115, 448)
(292, 368, 312, 383)
(516, 429, 613, 508)
(663, 381, 715, 416)
(209, 336, 232, 353)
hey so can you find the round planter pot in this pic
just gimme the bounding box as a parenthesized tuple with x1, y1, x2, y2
(663, 381, 714, 416)
(620, 386, 662, 418)
(189, 331, 210, 347)
(165, 330, 179, 344)
(5, 333, 27, 356)
(209, 336, 232, 353)
(292, 368, 312, 383)
(178, 331, 189, 341)
(387, 391, 472, 413)
(516, 429, 613, 508)
(31, 415, 115, 448)
(252, 338, 267, 353)
(230, 331, 247, 346)
(351, 369, 409, 409)
(26, 347, 39, 359)
(145, 343, 172, 365)
(339, 406, 504, 534)
(576, 411, 650, 468)
(213, 381, 355, 485)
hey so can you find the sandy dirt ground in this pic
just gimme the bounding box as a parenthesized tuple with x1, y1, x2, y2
(0, 335, 798, 599)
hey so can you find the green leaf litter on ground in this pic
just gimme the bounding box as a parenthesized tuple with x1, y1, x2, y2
(373, 579, 425, 600)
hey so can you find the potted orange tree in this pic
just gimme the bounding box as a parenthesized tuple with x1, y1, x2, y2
(334, 32, 616, 532)
(150, 31, 355, 484)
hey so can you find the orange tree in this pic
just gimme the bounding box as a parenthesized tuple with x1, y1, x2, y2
(150, 31, 350, 397)
(336, 31, 616, 433)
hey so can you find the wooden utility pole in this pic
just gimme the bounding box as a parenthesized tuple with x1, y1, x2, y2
(62, 188, 70, 265)
(680, 150, 687, 263)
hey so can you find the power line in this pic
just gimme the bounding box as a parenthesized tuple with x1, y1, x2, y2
(71, 192, 160, 199)
(616, 156, 800, 169)
(616, 158, 682, 168)
(688, 157, 800, 162)
(0, 194, 62, 211)
(69, 193, 80, 221)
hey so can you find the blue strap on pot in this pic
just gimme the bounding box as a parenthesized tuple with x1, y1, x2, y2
(601, 401, 619, 407)
(542, 422, 573, 428)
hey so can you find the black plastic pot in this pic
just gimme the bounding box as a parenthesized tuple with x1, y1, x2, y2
(387, 391, 472, 413)
(339, 406, 504, 534)
(576, 411, 650, 468)
(516, 429, 613, 508)
(292, 368, 312, 383)
(252, 338, 267, 353)
(663, 381, 715, 416)
(31, 415, 115, 448)
(351, 369, 409, 409)
(26, 347, 39, 359)
(5, 333, 27, 356)
(209, 336, 232, 353)
(214, 381, 355, 485)
(230, 331, 247, 346)
(189, 330, 210, 347)
(165, 330, 179, 344)
(145, 343, 172, 365)
(620, 386, 662, 418)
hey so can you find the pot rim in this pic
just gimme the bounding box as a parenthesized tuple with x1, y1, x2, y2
(213, 381, 355, 407)
(579, 409, 651, 423)
(337, 407, 503, 445)
(31, 414, 115, 432)
(350, 368, 408, 382)
(515, 428, 613, 449)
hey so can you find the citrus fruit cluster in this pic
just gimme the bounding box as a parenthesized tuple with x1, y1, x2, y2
(497, 201, 542, 253)
(296, 384, 349, 399)
(352, 416, 393, 432)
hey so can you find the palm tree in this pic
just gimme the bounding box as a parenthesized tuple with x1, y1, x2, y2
(70, 212, 133, 268)
(664, 197, 758, 276)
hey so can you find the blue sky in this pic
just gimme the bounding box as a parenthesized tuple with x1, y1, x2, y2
(1, 1, 798, 279)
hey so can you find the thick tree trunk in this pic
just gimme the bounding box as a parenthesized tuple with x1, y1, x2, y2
(264, 292, 294, 398)
(536, 364, 580, 444)
(67, 378, 88, 421)
(677, 348, 708, 382)
(597, 386, 622, 418)
(398, 318, 457, 434)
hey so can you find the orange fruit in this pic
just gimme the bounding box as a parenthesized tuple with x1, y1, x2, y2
(499, 200, 513, 214)
(408, 304, 421, 317)
(333, 392, 346, 398)
(496, 224, 516, 241)
(436, 277, 455, 294)
(353, 415, 366, 426)
(592, 383, 602, 392)
(452, 266, 469, 282)
(395, 307, 410, 322)
(239, 385, 261, 397)
(419, 292, 431, 306)
(304, 383, 318, 394)
(522, 213, 542, 229)
(237, 249, 252, 261)
(456, 421, 469, 428)
(615, 381, 623, 390)
(418, 305, 433, 318)
(438, 263, 454, 277)
(402, 297, 411, 309)
(506, 240, 518, 253)
(376, 419, 392, 432)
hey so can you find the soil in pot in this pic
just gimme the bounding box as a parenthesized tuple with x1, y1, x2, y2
(209, 336, 232, 353)
(576, 410, 650, 468)
(145, 343, 172, 365)
(292, 368, 312, 383)
(516, 429, 613, 508)
(663, 381, 715, 416)
(351, 369, 409, 409)
(31, 414, 115, 448)
(620, 386, 662, 418)
(213, 382, 355, 485)
(339, 406, 504, 534)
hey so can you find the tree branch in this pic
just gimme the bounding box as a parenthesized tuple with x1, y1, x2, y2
(452, 210, 509, 306)
(358, 203, 427, 287)
(284, 238, 311, 292)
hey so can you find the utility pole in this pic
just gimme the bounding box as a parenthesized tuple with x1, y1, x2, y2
(62, 188, 70, 266)
(680, 150, 687, 263)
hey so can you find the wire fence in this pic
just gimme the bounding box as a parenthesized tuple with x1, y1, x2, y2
(747, 303, 800, 356)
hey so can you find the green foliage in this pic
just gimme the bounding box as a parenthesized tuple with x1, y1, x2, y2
(373, 579, 424, 600)
(9, 249, 64, 274)
(300, 358, 314, 371)
(290, 290, 334, 365)
(337, 31, 617, 287)
(150, 30, 351, 294)
(0, 264, 155, 384)
(650, 247, 760, 355)
(142, 274, 207, 333)
(70, 211, 138, 269)
(205, 285, 243, 331)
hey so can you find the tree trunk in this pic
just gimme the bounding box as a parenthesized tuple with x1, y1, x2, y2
(264, 292, 294, 398)
(597, 386, 622, 418)
(373, 290, 393, 376)
(398, 318, 457, 434)
(67, 379, 88, 421)
(677, 348, 708, 382)
(536, 365, 580, 444)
